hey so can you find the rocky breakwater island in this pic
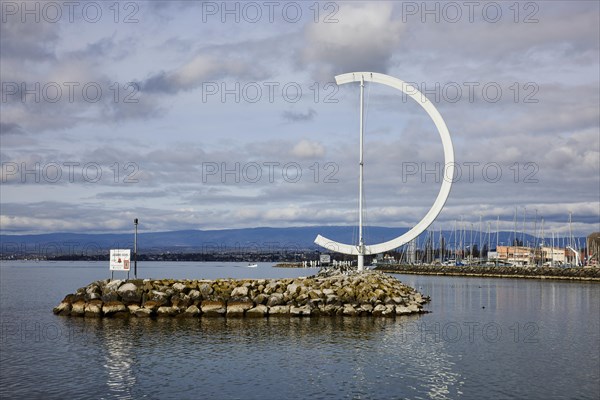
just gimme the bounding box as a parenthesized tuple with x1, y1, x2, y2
(53, 269, 429, 318)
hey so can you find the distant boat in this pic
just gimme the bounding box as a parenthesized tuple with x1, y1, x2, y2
(247, 263, 258, 268)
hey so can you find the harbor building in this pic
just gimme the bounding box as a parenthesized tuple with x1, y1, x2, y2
(586, 232, 600, 266)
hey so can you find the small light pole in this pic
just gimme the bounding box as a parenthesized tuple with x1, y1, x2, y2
(134, 218, 138, 279)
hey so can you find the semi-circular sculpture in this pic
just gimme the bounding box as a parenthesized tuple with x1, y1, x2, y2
(314, 72, 455, 258)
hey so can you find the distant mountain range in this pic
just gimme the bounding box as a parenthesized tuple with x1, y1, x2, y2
(0, 226, 587, 257)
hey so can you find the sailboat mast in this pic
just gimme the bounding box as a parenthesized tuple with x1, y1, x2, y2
(358, 75, 365, 271)
(487, 221, 491, 262)
(453, 219, 457, 262)
(513, 206, 517, 246)
(496, 216, 499, 249)
(496, 215, 499, 266)
(479, 215, 482, 262)
(522, 206, 527, 247)
(439, 225, 443, 262)
(540, 218, 544, 266)
(551, 231, 554, 267)
(569, 212, 573, 249)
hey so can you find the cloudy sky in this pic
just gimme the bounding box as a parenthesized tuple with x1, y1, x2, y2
(1, 1, 598, 238)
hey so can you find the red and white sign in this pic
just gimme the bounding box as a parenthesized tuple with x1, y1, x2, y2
(110, 249, 131, 271)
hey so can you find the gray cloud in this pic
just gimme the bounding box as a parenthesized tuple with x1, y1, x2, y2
(282, 108, 317, 122)
(0, 122, 24, 135)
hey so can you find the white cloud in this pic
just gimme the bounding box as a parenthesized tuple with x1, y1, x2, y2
(300, 2, 405, 78)
(290, 139, 325, 159)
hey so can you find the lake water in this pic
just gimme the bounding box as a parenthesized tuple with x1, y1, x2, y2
(1, 261, 598, 399)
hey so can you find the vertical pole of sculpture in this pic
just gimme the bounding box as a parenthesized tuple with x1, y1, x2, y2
(134, 218, 138, 278)
(358, 75, 365, 272)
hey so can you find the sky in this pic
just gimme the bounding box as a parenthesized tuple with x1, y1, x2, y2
(1, 0, 599, 238)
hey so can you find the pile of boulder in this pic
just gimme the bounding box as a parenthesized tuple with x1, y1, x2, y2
(53, 270, 429, 318)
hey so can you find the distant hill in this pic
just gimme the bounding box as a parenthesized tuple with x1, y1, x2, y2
(0, 226, 406, 256)
(0, 226, 587, 257)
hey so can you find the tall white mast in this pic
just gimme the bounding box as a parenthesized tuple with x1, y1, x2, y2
(496, 216, 499, 266)
(522, 206, 527, 247)
(487, 221, 491, 261)
(439, 225, 443, 262)
(357, 75, 365, 271)
(513, 206, 517, 246)
(453, 219, 457, 262)
(551, 231, 555, 267)
(569, 212, 573, 249)
(540, 217, 545, 266)
(479, 215, 483, 262)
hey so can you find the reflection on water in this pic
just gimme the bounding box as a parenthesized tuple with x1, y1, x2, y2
(379, 317, 464, 400)
(76, 316, 465, 400)
(95, 320, 139, 400)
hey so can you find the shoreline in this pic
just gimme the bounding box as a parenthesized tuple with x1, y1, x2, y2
(53, 270, 429, 318)
(374, 264, 600, 281)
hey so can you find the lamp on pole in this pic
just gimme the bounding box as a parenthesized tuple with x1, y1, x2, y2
(134, 218, 138, 279)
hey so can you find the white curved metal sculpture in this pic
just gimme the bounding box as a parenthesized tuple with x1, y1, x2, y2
(314, 72, 455, 270)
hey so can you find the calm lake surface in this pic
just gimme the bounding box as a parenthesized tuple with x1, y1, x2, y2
(1, 261, 598, 399)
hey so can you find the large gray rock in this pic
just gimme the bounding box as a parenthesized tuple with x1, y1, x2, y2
(382, 305, 396, 317)
(182, 305, 200, 317)
(201, 300, 226, 317)
(71, 301, 86, 317)
(246, 304, 268, 317)
(101, 291, 120, 303)
(290, 305, 311, 316)
(148, 290, 169, 304)
(295, 293, 309, 306)
(102, 301, 127, 317)
(359, 303, 373, 313)
(188, 289, 201, 301)
(319, 304, 339, 316)
(269, 305, 290, 315)
(85, 284, 102, 301)
(142, 300, 162, 311)
(263, 282, 278, 294)
(105, 279, 123, 292)
(372, 304, 387, 316)
(408, 304, 420, 312)
(172, 282, 186, 292)
(325, 294, 339, 305)
(414, 293, 423, 303)
(118, 283, 141, 304)
(392, 296, 406, 305)
(396, 306, 412, 315)
(127, 305, 140, 314)
(226, 300, 253, 317)
(171, 294, 191, 309)
(267, 293, 285, 307)
(135, 308, 153, 317)
(342, 304, 358, 316)
(308, 290, 323, 300)
(198, 283, 213, 298)
(253, 293, 269, 305)
(286, 283, 300, 295)
(84, 300, 103, 317)
(157, 306, 177, 317)
(52, 302, 71, 316)
(231, 286, 249, 298)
